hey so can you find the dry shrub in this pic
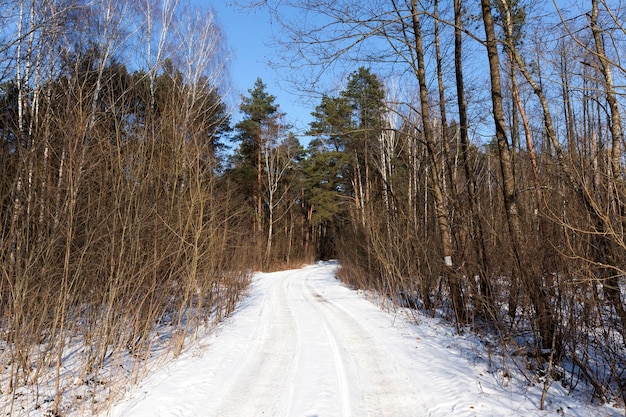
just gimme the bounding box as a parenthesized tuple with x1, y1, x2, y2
(0, 10, 255, 414)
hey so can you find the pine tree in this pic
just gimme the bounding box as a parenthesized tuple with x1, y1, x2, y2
(232, 78, 279, 235)
(342, 67, 386, 223)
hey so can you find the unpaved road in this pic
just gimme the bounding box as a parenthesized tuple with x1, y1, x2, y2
(110, 263, 429, 417)
(108, 263, 620, 417)
(211, 265, 427, 417)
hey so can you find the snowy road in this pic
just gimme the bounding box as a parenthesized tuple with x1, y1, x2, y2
(107, 262, 620, 417)
(210, 264, 427, 417)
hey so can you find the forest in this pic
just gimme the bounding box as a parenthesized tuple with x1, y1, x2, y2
(0, 0, 625, 414)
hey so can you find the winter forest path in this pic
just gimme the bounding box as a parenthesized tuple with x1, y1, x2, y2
(211, 263, 428, 417)
(108, 262, 435, 416)
(107, 262, 617, 417)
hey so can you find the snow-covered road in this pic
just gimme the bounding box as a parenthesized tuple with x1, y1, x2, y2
(210, 263, 427, 417)
(107, 262, 621, 417)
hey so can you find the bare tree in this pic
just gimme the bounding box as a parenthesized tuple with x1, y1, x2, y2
(0, 1, 251, 414)
(262, 123, 300, 266)
(481, 0, 559, 354)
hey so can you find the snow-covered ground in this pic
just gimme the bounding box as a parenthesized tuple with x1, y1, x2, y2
(105, 262, 622, 416)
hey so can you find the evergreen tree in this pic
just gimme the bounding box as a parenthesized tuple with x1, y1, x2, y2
(232, 78, 280, 234)
(305, 93, 354, 258)
(304, 67, 386, 258)
(308, 94, 353, 152)
(342, 67, 385, 135)
(342, 67, 386, 221)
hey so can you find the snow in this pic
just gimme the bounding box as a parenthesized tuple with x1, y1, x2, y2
(105, 262, 622, 417)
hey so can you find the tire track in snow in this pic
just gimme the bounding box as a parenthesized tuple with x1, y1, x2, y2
(286, 268, 358, 417)
(213, 272, 299, 417)
(322, 321, 352, 417)
(111, 265, 428, 417)
(300, 271, 428, 417)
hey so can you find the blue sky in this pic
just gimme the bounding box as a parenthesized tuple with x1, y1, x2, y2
(209, 2, 314, 139)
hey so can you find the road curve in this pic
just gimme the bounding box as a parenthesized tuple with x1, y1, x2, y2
(109, 263, 429, 417)
(213, 263, 427, 417)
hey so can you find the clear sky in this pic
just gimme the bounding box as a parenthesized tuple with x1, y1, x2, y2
(209, 2, 314, 140)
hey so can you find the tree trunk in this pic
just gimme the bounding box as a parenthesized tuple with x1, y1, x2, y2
(454, 0, 494, 318)
(590, 0, 626, 335)
(482, 0, 556, 352)
(499, 4, 542, 211)
(257, 144, 263, 235)
(410, 0, 465, 324)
